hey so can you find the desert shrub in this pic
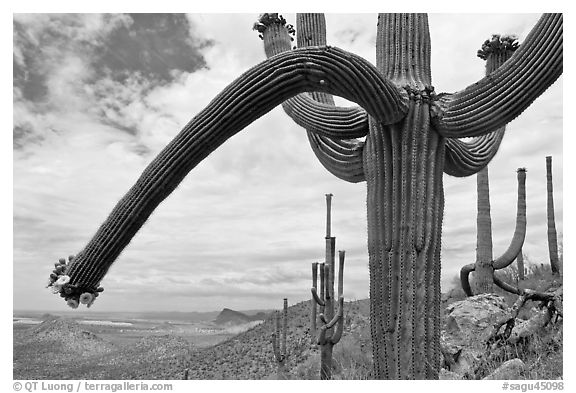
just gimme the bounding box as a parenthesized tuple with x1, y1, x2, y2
(332, 335, 373, 379)
(292, 352, 320, 380)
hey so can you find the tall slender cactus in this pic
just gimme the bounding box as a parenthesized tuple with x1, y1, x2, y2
(46, 13, 562, 379)
(461, 168, 527, 296)
(469, 35, 519, 294)
(546, 156, 560, 274)
(271, 298, 289, 379)
(310, 194, 345, 380)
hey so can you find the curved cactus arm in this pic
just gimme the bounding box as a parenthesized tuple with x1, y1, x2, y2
(443, 129, 505, 177)
(311, 287, 325, 307)
(493, 274, 522, 295)
(282, 94, 368, 139)
(329, 296, 345, 344)
(50, 46, 408, 305)
(460, 263, 475, 297)
(257, 14, 376, 183)
(433, 13, 562, 138)
(493, 168, 527, 269)
(307, 135, 365, 182)
(294, 13, 368, 182)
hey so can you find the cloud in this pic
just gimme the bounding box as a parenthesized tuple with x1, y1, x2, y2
(13, 13, 562, 312)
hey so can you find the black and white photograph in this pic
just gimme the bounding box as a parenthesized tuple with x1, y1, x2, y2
(12, 9, 563, 384)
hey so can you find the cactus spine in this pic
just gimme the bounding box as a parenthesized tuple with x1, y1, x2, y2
(546, 156, 560, 274)
(48, 12, 562, 379)
(271, 298, 289, 379)
(311, 194, 345, 380)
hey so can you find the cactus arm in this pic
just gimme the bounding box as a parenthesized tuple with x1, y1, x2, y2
(517, 249, 525, 280)
(493, 169, 527, 269)
(493, 274, 522, 295)
(52, 46, 407, 303)
(443, 34, 517, 177)
(433, 13, 562, 138)
(311, 138, 365, 182)
(283, 94, 369, 139)
(459, 263, 475, 297)
(311, 287, 325, 307)
(318, 262, 326, 314)
(329, 296, 345, 344)
(443, 129, 505, 177)
(257, 13, 372, 183)
(311, 262, 318, 340)
(323, 298, 343, 330)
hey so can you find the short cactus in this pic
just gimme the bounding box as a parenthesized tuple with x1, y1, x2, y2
(271, 298, 289, 379)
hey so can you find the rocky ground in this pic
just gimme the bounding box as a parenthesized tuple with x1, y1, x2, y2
(14, 276, 562, 380)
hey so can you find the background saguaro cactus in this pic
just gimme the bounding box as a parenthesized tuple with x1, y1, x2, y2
(312, 252, 345, 380)
(470, 35, 519, 294)
(460, 168, 527, 296)
(546, 156, 560, 274)
(271, 298, 289, 379)
(46, 13, 562, 379)
(310, 194, 345, 380)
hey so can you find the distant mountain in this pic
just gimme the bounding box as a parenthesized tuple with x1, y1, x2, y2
(213, 308, 268, 326)
(14, 309, 272, 324)
(184, 299, 372, 379)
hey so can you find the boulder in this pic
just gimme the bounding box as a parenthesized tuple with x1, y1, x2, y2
(483, 359, 525, 380)
(442, 293, 510, 377)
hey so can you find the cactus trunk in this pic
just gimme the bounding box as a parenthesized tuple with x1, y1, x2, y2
(320, 344, 334, 380)
(474, 166, 495, 293)
(361, 14, 442, 379)
(364, 111, 444, 379)
(546, 156, 560, 274)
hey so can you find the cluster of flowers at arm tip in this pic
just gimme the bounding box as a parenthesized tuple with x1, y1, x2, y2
(46, 255, 104, 309)
(252, 13, 295, 41)
(477, 34, 520, 60)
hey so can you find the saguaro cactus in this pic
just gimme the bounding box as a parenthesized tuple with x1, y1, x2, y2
(310, 194, 345, 379)
(469, 35, 519, 294)
(271, 298, 289, 379)
(546, 156, 560, 274)
(46, 13, 562, 379)
(312, 252, 345, 380)
(460, 168, 527, 296)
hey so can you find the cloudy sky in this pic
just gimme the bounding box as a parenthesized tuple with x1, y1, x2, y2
(12, 13, 562, 313)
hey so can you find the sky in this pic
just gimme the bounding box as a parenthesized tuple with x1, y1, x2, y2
(12, 12, 563, 313)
